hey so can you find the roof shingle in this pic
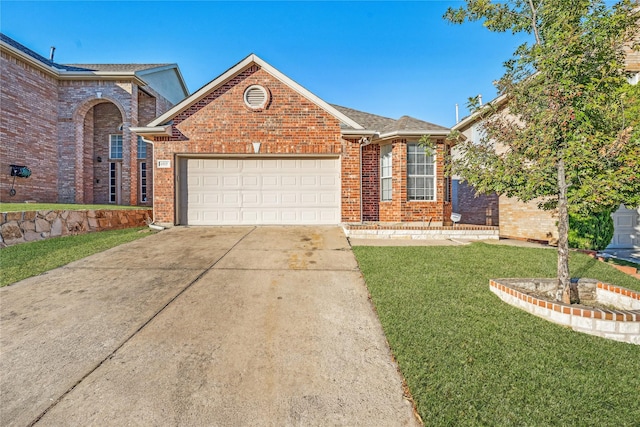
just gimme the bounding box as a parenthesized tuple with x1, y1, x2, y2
(331, 104, 449, 134)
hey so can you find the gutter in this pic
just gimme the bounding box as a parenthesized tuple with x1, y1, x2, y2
(129, 125, 173, 137)
(377, 130, 450, 140)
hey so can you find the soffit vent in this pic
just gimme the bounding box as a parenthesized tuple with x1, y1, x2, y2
(244, 85, 269, 109)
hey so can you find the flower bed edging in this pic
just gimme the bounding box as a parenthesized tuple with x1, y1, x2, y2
(490, 278, 639, 345)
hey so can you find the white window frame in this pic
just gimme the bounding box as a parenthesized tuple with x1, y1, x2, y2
(137, 136, 147, 159)
(109, 162, 118, 203)
(139, 162, 148, 203)
(407, 143, 436, 201)
(380, 144, 392, 201)
(109, 135, 123, 160)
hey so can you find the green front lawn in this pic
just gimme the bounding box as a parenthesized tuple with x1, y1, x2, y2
(0, 203, 148, 212)
(353, 243, 639, 426)
(0, 228, 151, 287)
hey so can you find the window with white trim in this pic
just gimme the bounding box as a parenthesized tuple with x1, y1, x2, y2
(139, 162, 148, 202)
(109, 135, 123, 159)
(407, 143, 435, 201)
(137, 136, 147, 159)
(380, 144, 392, 201)
(109, 162, 117, 203)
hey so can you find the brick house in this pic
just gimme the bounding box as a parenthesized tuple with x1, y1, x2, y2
(451, 35, 640, 249)
(132, 54, 453, 226)
(0, 33, 188, 206)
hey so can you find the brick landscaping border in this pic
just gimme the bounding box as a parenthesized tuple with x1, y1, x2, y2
(490, 278, 640, 345)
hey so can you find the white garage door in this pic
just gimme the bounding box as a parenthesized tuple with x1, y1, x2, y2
(185, 158, 341, 225)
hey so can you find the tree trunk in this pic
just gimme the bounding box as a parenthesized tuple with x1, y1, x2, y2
(555, 157, 577, 303)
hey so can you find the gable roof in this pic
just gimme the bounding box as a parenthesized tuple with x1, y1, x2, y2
(332, 104, 450, 139)
(147, 54, 363, 130)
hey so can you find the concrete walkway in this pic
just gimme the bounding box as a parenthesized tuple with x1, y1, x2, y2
(0, 227, 418, 427)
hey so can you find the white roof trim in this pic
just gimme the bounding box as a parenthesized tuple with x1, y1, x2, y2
(129, 125, 173, 136)
(378, 130, 450, 139)
(341, 129, 379, 136)
(452, 93, 509, 132)
(148, 54, 364, 129)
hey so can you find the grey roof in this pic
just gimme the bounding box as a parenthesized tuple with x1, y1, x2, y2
(331, 104, 449, 134)
(0, 33, 89, 71)
(64, 63, 172, 72)
(1, 33, 170, 74)
(331, 104, 397, 130)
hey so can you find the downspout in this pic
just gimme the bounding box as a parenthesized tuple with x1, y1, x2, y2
(359, 136, 374, 223)
(141, 136, 165, 230)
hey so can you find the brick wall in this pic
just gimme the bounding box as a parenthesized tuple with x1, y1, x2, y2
(92, 102, 123, 204)
(58, 80, 134, 203)
(499, 195, 558, 243)
(151, 65, 351, 224)
(379, 138, 451, 224)
(624, 32, 640, 72)
(361, 143, 380, 221)
(82, 109, 94, 203)
(0, 50, 59, 202)
(456, 181, 499, 225)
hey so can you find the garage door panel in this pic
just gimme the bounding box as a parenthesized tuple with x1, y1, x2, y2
(321, 176, 337, 186)
(281, 176, 297, 186)
(202, 194, 221, 204)
(202, 176, 220, 186)
(320, 193, 338, 204)
(242, 176, 259, 187)
(186, 158, 340, 225)
(301, 193, 317, 204)
(262, 176, 279, 187)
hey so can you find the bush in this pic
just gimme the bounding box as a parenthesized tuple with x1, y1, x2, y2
(568, 210, 614, 251)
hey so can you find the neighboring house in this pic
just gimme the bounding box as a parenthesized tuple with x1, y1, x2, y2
(132, 54, 453, 226)
(452, 37, 640, 249)
(0, 33, 189, 206)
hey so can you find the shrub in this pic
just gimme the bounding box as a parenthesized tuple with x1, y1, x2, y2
(568, 209, 614, 251)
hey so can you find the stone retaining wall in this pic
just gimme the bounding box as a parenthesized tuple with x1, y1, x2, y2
(0, 209, 152, 247)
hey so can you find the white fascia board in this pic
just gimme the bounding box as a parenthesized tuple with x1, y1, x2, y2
(341, 129, 378, 137)
(0, 41, 60, 77)
(452, 93, 509, 132)
(129, 125, 172, 136)
(148, 54, 364, 130)
(377, 130, 450, 140)
(57, 71, 146, 86)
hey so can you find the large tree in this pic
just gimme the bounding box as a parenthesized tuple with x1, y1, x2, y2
(445, 0, 640, 302)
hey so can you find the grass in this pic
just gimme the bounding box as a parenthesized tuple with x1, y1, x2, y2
(0, 203, 148, 212)
(353, 243, 640, 426)
(0, 228, 152, 287)
(603, 257, 640, 270)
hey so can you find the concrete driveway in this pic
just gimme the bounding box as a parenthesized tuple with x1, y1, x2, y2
(0, 226, 419, 426)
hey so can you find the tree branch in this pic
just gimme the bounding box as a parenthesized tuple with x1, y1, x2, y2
(528, 0, 541, 45)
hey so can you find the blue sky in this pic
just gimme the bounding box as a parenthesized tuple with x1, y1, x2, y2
(1, 1, 531, 127)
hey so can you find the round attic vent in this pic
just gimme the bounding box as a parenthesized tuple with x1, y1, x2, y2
(244, 85, 269, 109)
